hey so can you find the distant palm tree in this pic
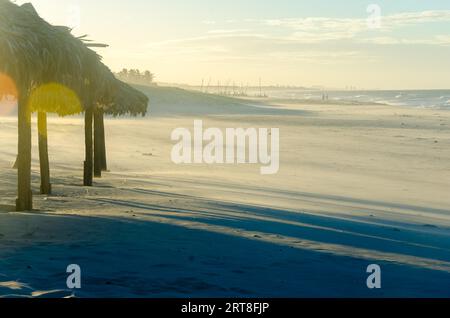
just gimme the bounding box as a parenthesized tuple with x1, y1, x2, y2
(144, 70, 155, 83)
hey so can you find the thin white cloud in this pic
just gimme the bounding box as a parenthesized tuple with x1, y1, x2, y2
(140, 9, 450, 69)
(384, 10, 450, 27)
(362, 35, 450, 46)
(262, 10, 450, 42)
(144, 32, 369, 65)
(207, 29, 251, 35)
(201, 20, 217, 25)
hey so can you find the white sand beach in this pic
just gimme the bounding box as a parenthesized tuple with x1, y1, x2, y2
(1, 90, 450, 297)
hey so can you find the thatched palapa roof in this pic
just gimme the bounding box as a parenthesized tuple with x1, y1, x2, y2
(0, 0, 148, 117)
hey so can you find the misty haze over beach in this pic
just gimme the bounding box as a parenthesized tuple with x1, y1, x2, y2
(1, 0, 450, 301)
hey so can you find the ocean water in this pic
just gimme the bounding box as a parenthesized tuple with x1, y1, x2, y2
(260, 89, 450, 109)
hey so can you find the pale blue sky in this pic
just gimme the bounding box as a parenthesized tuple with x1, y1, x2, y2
(17, 0, 450, 89)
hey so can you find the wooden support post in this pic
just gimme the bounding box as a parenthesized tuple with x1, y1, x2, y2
(93, 110, 102, 178)
(16, 94, 33, 211)
(99, 111, 108, 171)
(83, 108, 93, 186)
(38, 112, 51, 195)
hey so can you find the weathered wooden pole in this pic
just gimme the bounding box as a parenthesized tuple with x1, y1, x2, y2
(99, 111, 108, 171)
(16, 93, 33, 211)
(93, 110, 102, 178)
(83, 108, 93, 186)
(38, 112, 51, 195)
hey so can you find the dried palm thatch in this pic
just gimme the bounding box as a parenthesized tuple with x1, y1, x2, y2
(100, 79, 149, 117)
(0, 2, 92, 103)
(0, 0, 148, 116)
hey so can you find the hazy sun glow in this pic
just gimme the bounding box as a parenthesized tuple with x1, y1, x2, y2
(0, 73, 18, 116)
(0, 72, 17, 98)
(27, 83, 82, 116)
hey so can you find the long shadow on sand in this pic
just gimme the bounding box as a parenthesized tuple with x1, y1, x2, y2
(134, 179, 450, 218)
(92, 190, 450, 263)
(0, 211, 449, 298)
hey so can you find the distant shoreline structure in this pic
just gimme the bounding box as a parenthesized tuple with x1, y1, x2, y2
(2, 83, 449, 115)
(157, 82, 450, 92)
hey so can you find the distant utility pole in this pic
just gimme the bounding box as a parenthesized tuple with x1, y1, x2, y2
(206, 78, 211, 94)
(259, 78, 262, 97)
